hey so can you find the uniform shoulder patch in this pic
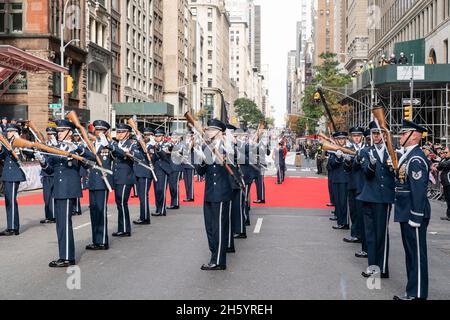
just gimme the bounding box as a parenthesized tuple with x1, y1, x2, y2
(412, 171, 423, 180)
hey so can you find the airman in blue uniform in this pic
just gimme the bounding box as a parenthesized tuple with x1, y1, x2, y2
(0, 124, 26, 236)
(181, 132, 195, 202)
(239, 131, 258, 226)
(253, 138, 270, 204)
(40, 120, 95, 267)
(151, 129, 173, 217)
(358, 121, 395, 279)
(393, 120, 430, 300)
(196, 119, 232, 271)
(168, 135, 182, 210)
(109, 124, 138, 237)
(132, 127, 154, 225)
(329, 131, 350, 230)
(72, 132, 85, 216)
(40, 127, 58, 224)
(85, 120, 113, 250)
(343, 127, 365, 243)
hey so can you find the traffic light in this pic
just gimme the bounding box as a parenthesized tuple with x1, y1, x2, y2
(404, 105, 413, 120)
(64, 75, 74, 94)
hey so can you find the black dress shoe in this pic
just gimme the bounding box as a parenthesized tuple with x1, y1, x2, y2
(329, 216, 338, 221)
(49, 259, 75, 268)
(362, 271, 389, 279)
(393, 295, 424, 301)
(332, 225, 350, 230)
(440, 216, 450, 221)
(86, 243, 109, 250)
(326, 203, 335, 207)
(167, 205, 180, 210)
(200, 263, 226, 271)
(343, 237, 361, 243)
(112, 231, 131, 237)
(151, 213, 163, 217)
(183, 199, 195, 202)
(253, 200, 265, 204)
(245, 220, 250, 226)
(355, 251, 368, 258)
(40, 218, 56, 224)
(226, 247, 236, 253)
(72, 211, 82, 216)
(234, 233, 247, 239)
(0, 229, 19, 236)
(133, 219, 151, 225)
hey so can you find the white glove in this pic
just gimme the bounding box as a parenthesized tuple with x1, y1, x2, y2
(120, 147, 130, 153)
(408, 220, 421, 228)
(49, 135, 58, 146)
(98, 133, 109, 148)
(369, 151, 377, 165)
(64, 141, 78, 152)
(335, 150, 343, 159)
(35, 151, 45, 164)
(194, 146, 206, 162)
(136, 134, 142, 142)
(343, 154, 352, 162)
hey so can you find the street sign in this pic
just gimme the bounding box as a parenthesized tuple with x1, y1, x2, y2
(49, 103, 61, 109)
(402, 98, 421, 106)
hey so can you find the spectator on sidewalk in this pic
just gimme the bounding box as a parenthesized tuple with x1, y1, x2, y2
(436, 149, 450, 221)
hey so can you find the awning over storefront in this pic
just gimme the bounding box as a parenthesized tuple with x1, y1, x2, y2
(0, 45, 67, 96)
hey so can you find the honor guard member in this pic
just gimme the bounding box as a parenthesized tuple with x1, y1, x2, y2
(236, 129, 255, 226)
(85, 120, 113, 250)
(109, 124, 137, 236)
(132, 128, 154, 225)
(328, 131, 350, 230)
(0, 117, 8, 133)
(182, 131, 195, 202)
(343, 127, 365, 243)
(40, 120, 95, 267)
(168, 134, 182, 210)
(393, 120, 430, 300)
(226, 124, 247, 241)
(0, 124, 26, 236)
(195, 119, 232, 270)
(40, 127, 58, 224)
(253, 135, 270, 204)
(151, 129, 173, 216)
(357, 121, 395, 279)
(133, 128, 154, 225)
(72, 131, 84, 215)
(354, 129, 372, 258)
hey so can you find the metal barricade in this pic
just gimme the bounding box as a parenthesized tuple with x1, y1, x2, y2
(428, 171, 444, 201)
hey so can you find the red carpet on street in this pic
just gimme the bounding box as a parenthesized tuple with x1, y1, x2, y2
(2, 177, 330, 209)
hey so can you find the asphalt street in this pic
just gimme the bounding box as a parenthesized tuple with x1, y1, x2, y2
(0, 154, 450, 300)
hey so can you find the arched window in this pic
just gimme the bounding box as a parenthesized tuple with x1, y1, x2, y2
(428, 48, 437, 64)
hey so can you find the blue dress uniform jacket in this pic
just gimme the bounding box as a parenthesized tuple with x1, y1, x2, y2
(153, 142, 174, 176)
(133, 143, 153, 221)
(357, 146, 395, 204)
(110, 139, 137, 186)
(87, 145, 114, 191)
(328, 153, 349, 183)
(0, 148, 26, 182)
(133, 143, 152, 179)
(394, 146, 431, 224)
(394, 145, 431, 299)
(329, 153, 349, 226)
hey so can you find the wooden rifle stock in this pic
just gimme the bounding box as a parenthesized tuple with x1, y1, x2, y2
(26, 120, 45, 143)
(127, 118, 152, 162)
(0, 133, 20, 161)
(372, 106, 399, 170)
(12, 137, 85, 162)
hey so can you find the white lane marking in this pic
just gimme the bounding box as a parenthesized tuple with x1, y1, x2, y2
(74, 215, 112, 230)
(253, 218, 263, 234)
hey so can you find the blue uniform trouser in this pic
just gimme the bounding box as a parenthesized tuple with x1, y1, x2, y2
(169, 171, 181, 207)
(55, 198, 75, 261)
(136, 177, 152, 221)
(89, 190, 109, 245)
(154, 173, 169, 214)
(348, 189, 363, 239)
(4, 181, 20, 230)
(183, 168, 195, 200)
(333, 183, 348, 226)
(73, 197, 81, 214)
(276, 163, 285, 183)
(400, 219, 429, 299)
(231, 189, 246, 235)
(328, 174, 335, 205)
(42, 176, 55, 220)
(115, 184, 132, 233)
(226, 199, 234, 250)
(204, 201, 230, 266)
(255, 172, 265, 201)
(244, 183, 252, 224)
(363, 202, 390, 275)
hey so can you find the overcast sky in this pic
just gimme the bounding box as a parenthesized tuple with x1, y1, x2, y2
(260, 0, 301, 127)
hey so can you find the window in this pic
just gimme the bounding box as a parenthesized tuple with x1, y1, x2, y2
(208, 22, 212, 31)
(207, 7, 213, 18)
(208, 50, 213, 59)
(88, 69, 103, 93)
(208, 36, 212, 46)
(207, 78, 213, 87)
(207, 64, 212, 73)
(0, 2, 23, 33)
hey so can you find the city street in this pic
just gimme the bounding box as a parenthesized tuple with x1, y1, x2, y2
(1, 155, 450, 300)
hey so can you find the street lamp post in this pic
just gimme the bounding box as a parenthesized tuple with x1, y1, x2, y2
(60, 0, 80, 119)
(410, 53, 415, 117)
